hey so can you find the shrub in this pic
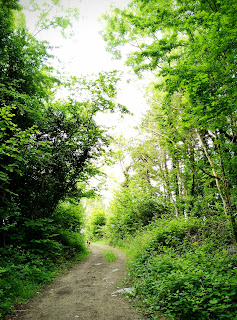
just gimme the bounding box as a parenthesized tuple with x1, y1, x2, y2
(102, 250, 117, 262)
(105, 184, 168, 245)
(52, 200, 86, 254)
(87, 208, 107, 240)
(0, 200, 88, 318)
(52, 200, 85, 234)
(126, 217, 237, 320)
(0, 246, 57, 318)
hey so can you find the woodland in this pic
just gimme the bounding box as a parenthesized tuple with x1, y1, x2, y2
(0, 0, 237, 319)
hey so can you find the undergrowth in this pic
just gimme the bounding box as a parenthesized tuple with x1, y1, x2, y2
(0, 246, 90, 319)
(102, 250, 117, 262)
(123, 217, 237, 320)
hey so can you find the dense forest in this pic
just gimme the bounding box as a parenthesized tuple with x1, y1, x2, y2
(1, 0, 237, 319)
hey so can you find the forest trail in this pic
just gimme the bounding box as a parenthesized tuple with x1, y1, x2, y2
(9, 244, 145, 320)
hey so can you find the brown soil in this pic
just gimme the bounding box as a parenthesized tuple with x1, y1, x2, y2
(8, 244, 146, 320)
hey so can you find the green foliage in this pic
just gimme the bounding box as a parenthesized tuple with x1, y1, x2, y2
(21, 0, 80, 38)
(53, 200, 85, 233)
(52, 200, 86, 253)
(0, 246, 56, 318)
(102, 250, 117, 262)
(102, 0, 237, 239)
(0, 1, 126, 318)
(105, 181, 169, 245)
(0, 2, 124, 252)
(126, 217, 237, 320)
(87, 208, 107, 240)
(0, 199, 88, 318)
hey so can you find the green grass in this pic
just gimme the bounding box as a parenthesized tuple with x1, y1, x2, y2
(102, 250, 117, 262)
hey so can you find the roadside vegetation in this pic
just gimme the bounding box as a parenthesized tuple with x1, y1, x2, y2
(101, 190, 237, 319)
(102, 250, 117, 262)
(86, 193, 237, 319)
(126, 217, 236, 320)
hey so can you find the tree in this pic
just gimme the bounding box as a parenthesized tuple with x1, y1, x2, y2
(102, 0, 237, 240)
(0, 0, 128, 250)
(19, 0, 80, 37)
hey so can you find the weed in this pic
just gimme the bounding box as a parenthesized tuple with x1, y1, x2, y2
(102, 250, 117, 262)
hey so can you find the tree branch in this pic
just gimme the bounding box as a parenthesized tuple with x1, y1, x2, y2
(198, 166, 221, 180)
(139, 124, 176, 145)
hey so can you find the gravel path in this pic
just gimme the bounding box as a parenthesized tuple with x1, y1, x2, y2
(9, 244, 145, 320)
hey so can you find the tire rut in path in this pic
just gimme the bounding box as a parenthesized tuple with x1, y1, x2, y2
(11, 244, 145, 320)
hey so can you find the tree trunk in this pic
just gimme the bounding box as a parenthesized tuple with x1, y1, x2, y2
(162, 152, 179, 217)
(196, 129, 228, 215)
(216, 134, 237, 243)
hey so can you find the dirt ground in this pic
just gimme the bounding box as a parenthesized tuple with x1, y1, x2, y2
(8, 244, 146, 320)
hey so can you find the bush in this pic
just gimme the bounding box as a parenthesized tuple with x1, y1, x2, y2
(52, 200, 86, 254)
(87, 208, 107, 240)
(105, 184, 168, 245)
(102, 250, 117, 262)
(126, 217, 237, 320)
(0, 246, 57, 318)
(52, 200, 85, 233)
(0, 200, 88, 318)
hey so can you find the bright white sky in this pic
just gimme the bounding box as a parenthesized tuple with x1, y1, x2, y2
(21, 0, 148, 135)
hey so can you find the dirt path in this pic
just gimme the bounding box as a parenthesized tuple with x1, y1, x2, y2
(9, 244, 146, 320)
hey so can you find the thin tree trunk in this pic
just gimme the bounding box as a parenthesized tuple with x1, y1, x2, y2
(171, 157, 180, 217)
(216, 134, 237, 243)
(196, 129, 228, 215)
(157, 145, 179, 217)
(163, 153, 179, 217)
